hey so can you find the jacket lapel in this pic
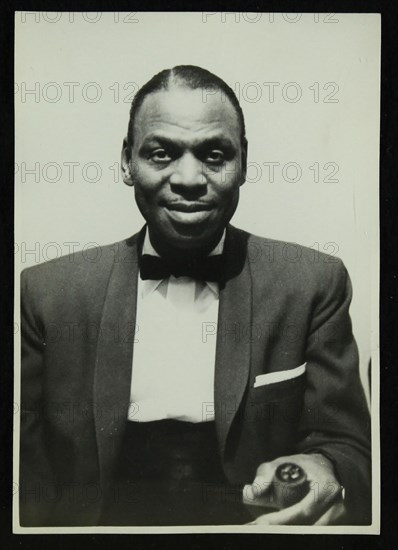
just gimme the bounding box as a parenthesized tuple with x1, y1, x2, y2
(93, 229, 144, 491)
(215, 226, 252, 460)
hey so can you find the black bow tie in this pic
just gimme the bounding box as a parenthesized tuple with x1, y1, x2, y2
(139, 254, 225, 282)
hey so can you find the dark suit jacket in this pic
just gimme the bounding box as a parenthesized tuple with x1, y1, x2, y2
(19, 225, 371, 526)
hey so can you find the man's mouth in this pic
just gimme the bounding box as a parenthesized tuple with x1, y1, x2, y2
(162, 201, 216, 224)
(164, 201, 214, 212)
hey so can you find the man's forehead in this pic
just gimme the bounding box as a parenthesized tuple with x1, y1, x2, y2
(134, 86, 241, 140)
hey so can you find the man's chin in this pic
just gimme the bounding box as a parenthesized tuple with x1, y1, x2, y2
(166, 232, 216, 251)
(150, 224, 223, 253)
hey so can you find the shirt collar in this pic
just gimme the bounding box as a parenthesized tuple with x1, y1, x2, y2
(140, 227, 226, 298)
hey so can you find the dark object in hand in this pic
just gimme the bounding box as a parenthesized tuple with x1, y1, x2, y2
(243, 462, 310, 520)
(273, 463, 309, 508)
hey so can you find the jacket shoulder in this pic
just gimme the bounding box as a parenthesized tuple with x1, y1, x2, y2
(248, 232, 343, 266)
(20, 234, 139, 289)
(230, 226, 348, 292)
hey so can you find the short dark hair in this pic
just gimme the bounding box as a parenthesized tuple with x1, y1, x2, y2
(126, 65, 246, 149)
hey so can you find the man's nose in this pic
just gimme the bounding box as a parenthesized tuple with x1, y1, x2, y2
(169, 153, 206, 188)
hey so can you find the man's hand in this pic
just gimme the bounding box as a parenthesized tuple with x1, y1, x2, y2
(242, 453, 346, 525)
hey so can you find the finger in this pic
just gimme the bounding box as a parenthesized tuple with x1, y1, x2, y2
(314, 501, 346, 526)
(254, 461, 279, 480)
(250, 499, 344, 526)
(250, 483, 340, 525)
(242, 476, 275, 506)
(242, 462, 276, 505)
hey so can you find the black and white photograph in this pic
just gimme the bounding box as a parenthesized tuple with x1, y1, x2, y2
(14, 11, 380, 534)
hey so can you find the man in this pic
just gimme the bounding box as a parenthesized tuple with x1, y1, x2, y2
(19, 65, 371, 527)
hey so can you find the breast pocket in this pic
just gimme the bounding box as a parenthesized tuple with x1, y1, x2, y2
(243, 372, 307, 457)
(244, 372, 307, 433)
(249, 371, 307, 403)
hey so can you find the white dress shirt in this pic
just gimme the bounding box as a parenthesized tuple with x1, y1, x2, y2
(127, 229, 225, 423)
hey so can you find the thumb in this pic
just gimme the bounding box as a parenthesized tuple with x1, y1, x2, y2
(243, 463, 276, 505)
(243, 476, 269, 501)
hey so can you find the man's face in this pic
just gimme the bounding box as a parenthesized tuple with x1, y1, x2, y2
(122, 86, 247, 252)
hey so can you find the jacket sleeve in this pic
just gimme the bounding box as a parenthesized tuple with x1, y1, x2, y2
(19, 268, 56, 526)
(294, 258, 372, 525)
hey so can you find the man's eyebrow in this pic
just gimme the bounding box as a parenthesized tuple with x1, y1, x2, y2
(197, 136, 236, 150)
(140, 133, 236, 149)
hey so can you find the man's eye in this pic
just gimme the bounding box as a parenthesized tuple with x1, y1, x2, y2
(205, 150, 225, 164)
(149, 149, 172, 163)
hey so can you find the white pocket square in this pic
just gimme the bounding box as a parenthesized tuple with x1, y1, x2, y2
(254, 363, 307, 388)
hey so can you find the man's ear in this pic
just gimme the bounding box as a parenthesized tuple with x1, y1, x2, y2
(240, 138, 248, 186)
(121, 138, 134, 186)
